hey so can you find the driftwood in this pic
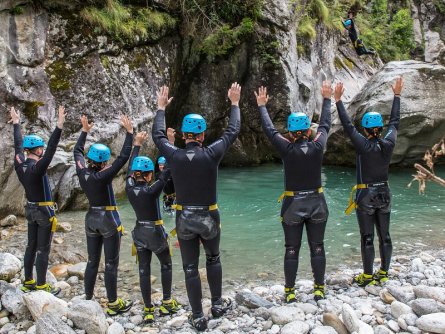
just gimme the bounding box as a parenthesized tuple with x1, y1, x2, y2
(408, 136, 445, 194)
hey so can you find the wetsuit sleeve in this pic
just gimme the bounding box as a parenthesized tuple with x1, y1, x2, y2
(207, 105, 241, 161)
(152, 110, 178, 160)
(95, 132, 133, 181)
(383, 96, 400, 145)
(127, 145, 140, 177)
(259, 105, 290, 157)
(147, 168, 171, 196)
(13, 124, 25, 167)
(349, 19, 359, 42)
(336, 101, 368, 153)
(33, 127, 62, 175)
(313, 98, 332, 150)
(74, 131, 88, 173)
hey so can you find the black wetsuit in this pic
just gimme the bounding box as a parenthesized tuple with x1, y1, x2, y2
(336, 97, 400, 274)
(259, 98, 331, 288)
(343, 19, 375, 56)
(73, 131, 133, 301)
(152, 106, 240, 318)
(156, 166, 176, 212)
(126, 146, 172, 307)
(13, 124, 61, 286)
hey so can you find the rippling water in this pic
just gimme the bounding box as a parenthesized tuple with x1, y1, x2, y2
(59, 165, 445, 284)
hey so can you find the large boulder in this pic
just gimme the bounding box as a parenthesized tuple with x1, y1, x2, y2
(35, 313, 76, 334)
(0, 253, 21, 281)
(235, 291, 274, 309)
(326, 61, 445, 166)
(67, 300, 108, 334)
(22, 291, 68, 320)
(416, 312, 445, 334)
(1, 288, 30, 319)
(268, 306, 305, 325)
(67, 262, 87, 279)
(0, 215, 17, 227)
(413, 285, 445, 304)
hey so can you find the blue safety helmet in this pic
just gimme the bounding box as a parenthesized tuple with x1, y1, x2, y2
(87, 143, 111, 163)
(131, 156, 154, 172)
(344, 19, 352, 27)
(181, 114, 207, 134)
(157, 156, 166, 165)
(23, 135, 45, 149)
(362, 111, 383, 128)
(288, 112, 310, 131)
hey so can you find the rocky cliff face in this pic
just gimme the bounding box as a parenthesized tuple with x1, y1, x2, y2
(0, 0, 443, 215)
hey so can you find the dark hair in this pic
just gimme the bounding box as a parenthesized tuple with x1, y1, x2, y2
(184, 132, 202, 140)
(365, 127, 383, 138)
(87, 159, 104, 171)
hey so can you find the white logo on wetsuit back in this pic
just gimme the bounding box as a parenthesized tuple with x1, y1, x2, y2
(84, 173, 90, 181)
(300, 146, 308, 154)
(22, 166, 27, 173)
(133, 188, 140, 196)
(186, 150, 195, 161)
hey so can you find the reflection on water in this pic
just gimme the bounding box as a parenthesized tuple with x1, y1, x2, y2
(59, 165, 445, 285)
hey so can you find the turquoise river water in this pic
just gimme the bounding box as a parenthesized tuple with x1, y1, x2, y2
(59, 165, 445, 284)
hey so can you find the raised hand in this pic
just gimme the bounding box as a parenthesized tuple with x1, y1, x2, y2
(134, 131, 148, 146)
(57, 105, 67, 129)
(228, 82, 241, 106)
(81, 115, 94, 133)
(167, 127, 176, 143)
(157, 86, 173, 110)
(321, 80, 332, 99)
(120, 115, 134, 134)
(334, 82, 345, 102)
(9, 107, 20, 124)
(391, 77, 403, 96)
(254, 86, 269, 107)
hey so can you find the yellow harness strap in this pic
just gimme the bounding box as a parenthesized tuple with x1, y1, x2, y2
(154, 220, 164, 225)
(105, 206, 119, 211)
(345, 184, 367, 215)
(277, 188, 323, 202)
(117, 225, 125, 234)
(169, 228, 177, 237)
(38, 201, 55, 206)
(173, 204, 219, 211)
(49, 216, 58, 233)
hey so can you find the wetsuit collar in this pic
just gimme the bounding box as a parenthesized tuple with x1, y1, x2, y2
(185, 141, 202, 148)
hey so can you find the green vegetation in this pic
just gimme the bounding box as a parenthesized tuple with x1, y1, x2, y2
(46, 60, 74, 91)
(294, 0, 416, 62)
(9, 5, 24, 15)
(80, 0, 176, 43)
(23, 101, 45, 121)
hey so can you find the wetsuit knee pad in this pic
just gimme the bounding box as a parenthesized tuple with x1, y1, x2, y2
(309, 242, 325, 257)
(183, 263, 199, 279)
(383, 232, 392, 245)
(285, 246, 299, 259)
(161, 262, 172, 272)
(105, 255, 119, 274)
(206, 253, 221, 265)
(362, 234, 374, 247)
(36, 243, 51, 255)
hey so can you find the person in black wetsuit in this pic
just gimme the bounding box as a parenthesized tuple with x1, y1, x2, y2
(10, 106, 66, 296)
(334, 78, 403, 287)
(255, 82, 332, 302)
(341, 12, 376, 56)
(125, 131, 180, 324)
(73, 114, 134, 315)
(157, 155, 176, 214)
(157, 128, 176, 214)
(152, 84, 241, 331)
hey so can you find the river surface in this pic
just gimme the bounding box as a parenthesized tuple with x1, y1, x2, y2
(58, 165, 445, 285)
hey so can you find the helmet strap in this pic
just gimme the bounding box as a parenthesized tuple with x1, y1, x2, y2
(365, 127, 382, 139)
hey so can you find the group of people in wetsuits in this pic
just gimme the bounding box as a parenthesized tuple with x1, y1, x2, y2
(8, 76, 403, 332)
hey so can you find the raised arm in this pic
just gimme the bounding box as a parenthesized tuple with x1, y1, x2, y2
(96, 115, 134, 181)
(74, 115, 94, 172)
(127, 131, 147, 177)
(334, 82, 368, 153)
(147, 168, 171, 197)
(255, 86, 290, 157)
(152, 86, 178, 160)
(33, 106, 65, 174)
(383, 77, 403, 145)
(10, 107, 25, 166)
(207, 83, 241, 160)
(313, 81, 332, 150)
